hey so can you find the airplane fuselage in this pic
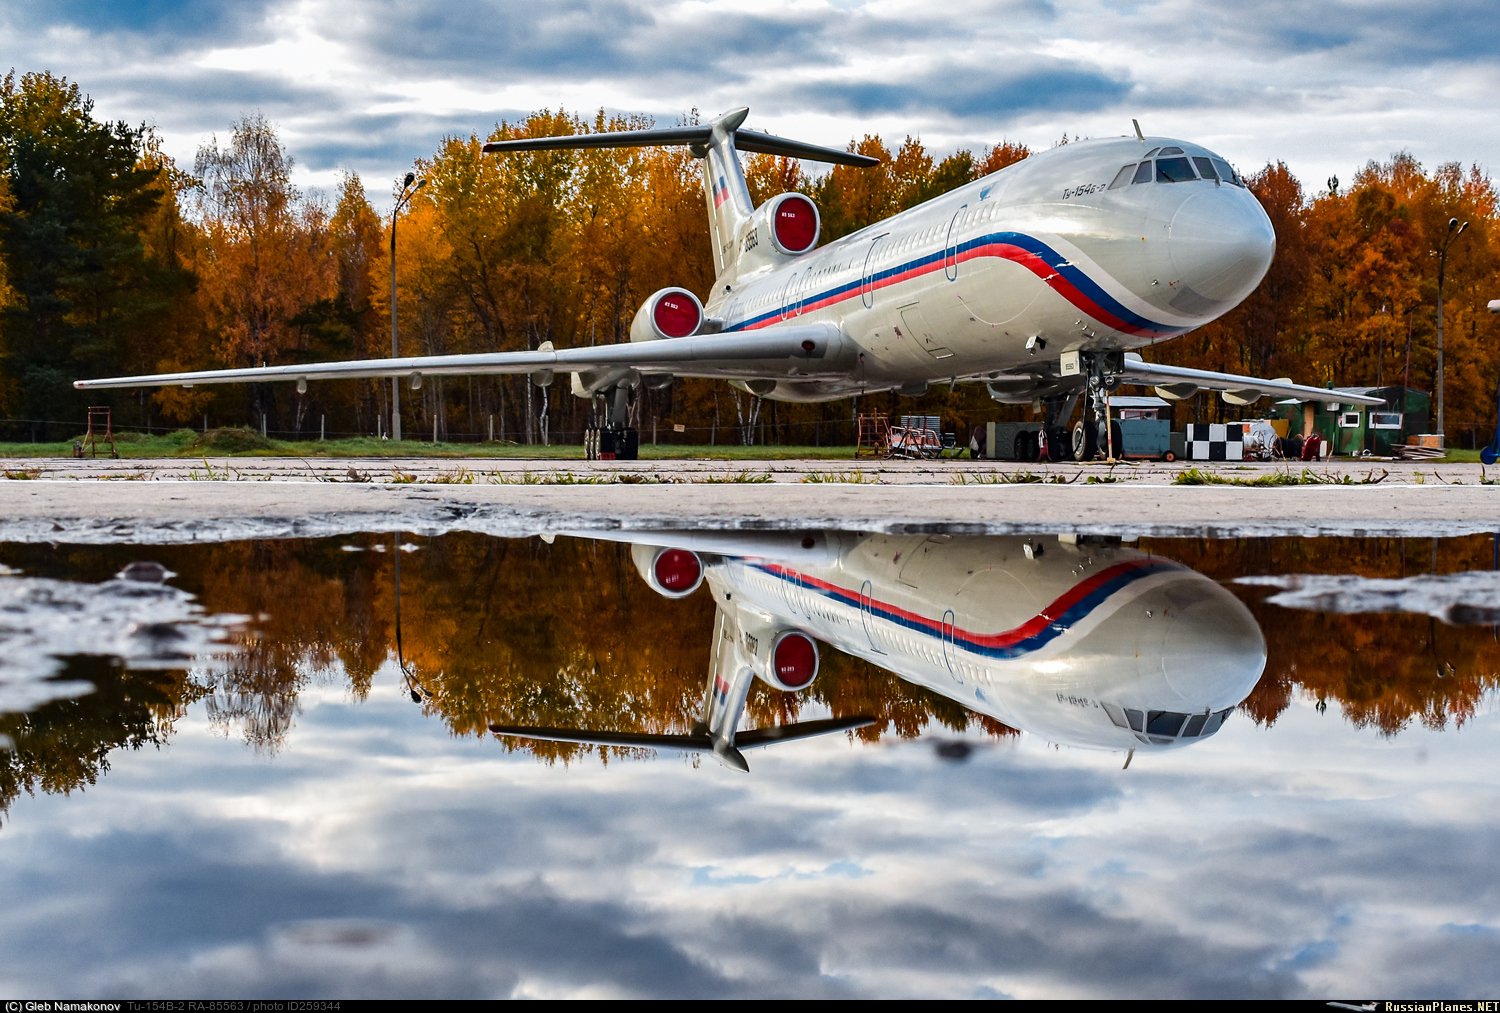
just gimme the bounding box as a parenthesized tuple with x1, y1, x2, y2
(708, 136, 1275, 401)
(81, 110, 1358, 452)
(708, 533, 1266, 751)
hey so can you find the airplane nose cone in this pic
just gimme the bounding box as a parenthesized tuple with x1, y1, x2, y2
(1167, 189, 1276, 313)
(1148, 579, 1266, 705)
(1075, 572, 1267, 709)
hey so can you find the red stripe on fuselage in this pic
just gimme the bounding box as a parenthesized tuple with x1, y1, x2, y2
(759, 558, 1160, 650)
(737, 240, 1165, 339)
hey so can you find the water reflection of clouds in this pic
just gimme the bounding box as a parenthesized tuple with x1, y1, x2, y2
(4, 670, 1499, 998)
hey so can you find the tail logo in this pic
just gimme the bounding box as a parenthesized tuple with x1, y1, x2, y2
(713, 174, 730, 209)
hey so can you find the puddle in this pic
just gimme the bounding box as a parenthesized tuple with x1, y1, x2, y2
(1, 529, 1497, 997)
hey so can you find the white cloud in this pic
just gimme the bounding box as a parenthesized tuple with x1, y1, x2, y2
(3, 1, 1495, 212)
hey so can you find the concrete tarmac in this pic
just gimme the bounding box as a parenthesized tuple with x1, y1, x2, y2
(0, 454, 1496, 544)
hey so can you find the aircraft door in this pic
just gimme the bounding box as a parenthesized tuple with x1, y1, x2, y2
(778, 270, 801, 321)
(776, 567, 805, 618)
(897, 301, 954, 361)
(944, 205, 968, 281)
(858, 579, 887, 655)
(861, 234, 890, 308)
(941, 608, 962, 682)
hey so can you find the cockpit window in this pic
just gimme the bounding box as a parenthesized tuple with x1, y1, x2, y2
(1109, 149, 1247, 190)
(1105, 705, 1235, 745)
(1211, 157, 1242, 186)
(1155, 157, 1197, 182)
(1146, 710, 1186, 735)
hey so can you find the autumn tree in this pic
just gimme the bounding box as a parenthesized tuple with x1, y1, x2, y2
(0, 70, 185, 439)
(193, 112, 334, 433)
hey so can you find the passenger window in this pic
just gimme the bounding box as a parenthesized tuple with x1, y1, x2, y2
(1155, 157, 1197, 182)
(1109, 164, 1137, 189)
(1132, 161, 1153, 184)
(1193, 157, 1218, 182)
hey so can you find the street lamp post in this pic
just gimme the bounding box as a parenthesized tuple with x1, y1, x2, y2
(390, 172, 426, 441)
(1435, 216, 1468, 445)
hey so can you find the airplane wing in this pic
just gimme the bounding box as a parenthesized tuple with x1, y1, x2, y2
(74, 321, 853, 390)
(1120, 354, 1385, 406)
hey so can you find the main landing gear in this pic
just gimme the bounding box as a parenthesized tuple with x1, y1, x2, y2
(1067, 350, 1125, 462)
(584, 384, 640, 461)
(1038, 391, 1081, 463)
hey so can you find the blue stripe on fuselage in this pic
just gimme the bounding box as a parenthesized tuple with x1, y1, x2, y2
(726, 231, 1181, 339)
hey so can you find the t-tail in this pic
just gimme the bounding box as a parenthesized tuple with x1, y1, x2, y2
(483, 107, 878, 285)
(488, 553, 871, 772)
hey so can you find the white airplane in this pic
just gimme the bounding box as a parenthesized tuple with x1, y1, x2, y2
(490, 530, 1268, 770)
(75, 107, 1380, 457)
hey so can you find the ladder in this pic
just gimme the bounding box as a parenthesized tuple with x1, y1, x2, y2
(855, 413, 890, 457)
(78, 406, 119, 458)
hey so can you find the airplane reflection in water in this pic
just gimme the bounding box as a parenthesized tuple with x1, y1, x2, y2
(490, 532, 1267, 770)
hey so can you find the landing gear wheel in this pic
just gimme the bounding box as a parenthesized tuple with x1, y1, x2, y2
(1106, 421, 1123, 460)
(1071, 419, 1099, 461)
(1047, 427, 1065, 462)
(1012, 432, 1028, 462)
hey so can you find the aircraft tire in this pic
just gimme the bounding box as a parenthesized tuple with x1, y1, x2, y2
(1072, 419, 1099, 461)
(1108, 421, 1123, 459)
(1049, 427, 1069, 463)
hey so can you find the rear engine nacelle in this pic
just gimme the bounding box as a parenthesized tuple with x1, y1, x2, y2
(629, 287, 704, 343)
(630, 544, 705, 598)
(748, 628, 820, 692)
(749, 193, 820, 256)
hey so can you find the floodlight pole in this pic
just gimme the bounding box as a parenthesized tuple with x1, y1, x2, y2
(390, 172, 426, 441)
(1435, 217, 1468, 444)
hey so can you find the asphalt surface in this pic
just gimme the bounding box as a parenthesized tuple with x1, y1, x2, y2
(0, 454, 1495, 543)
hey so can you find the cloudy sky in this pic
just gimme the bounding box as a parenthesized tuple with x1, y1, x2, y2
(4, 656, 1498, 998)
(3, 527, 1499, 996)
(5, 0, 1498, 213)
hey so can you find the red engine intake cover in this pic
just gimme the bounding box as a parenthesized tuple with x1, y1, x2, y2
(770, 631, 819, 690)
(651, 548, 703, 597)
(652, 291, 702, 338)
(771, 194, 818, 255)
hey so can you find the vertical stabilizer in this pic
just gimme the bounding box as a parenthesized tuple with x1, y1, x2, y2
(484, 107, 877, 290)
(698, 108, 756, 278)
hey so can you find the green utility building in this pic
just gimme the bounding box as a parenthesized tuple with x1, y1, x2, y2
(1270, 386, 1431, 457)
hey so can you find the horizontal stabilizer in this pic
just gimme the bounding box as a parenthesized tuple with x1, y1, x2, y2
(734, 715, 876, 749)
(484, 107, 879, 168)
(488, 724, 712, 752)
(490, 714, 873, 772)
